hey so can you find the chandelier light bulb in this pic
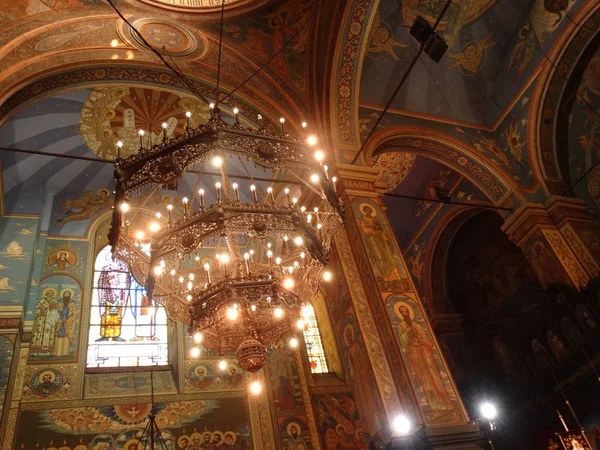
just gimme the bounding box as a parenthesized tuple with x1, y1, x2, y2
(183, 197, 188, 204)
(170, 269, 176, 276)
(209, 102, 215, 109)
(215, 182, 222, 189)
(138, 129, 145, 136)
(212, 156, 223, 168)
(289, 337, 299, 348)
(233, 107, 239, 115)
(155, 212, 162, 219)
(199, 188, 204, 195)
(294, 236, 303, 246)
(300, 252, 306, 259)
(219, 360, 227, 371)
(167, 204, 173, 211)
(185, 111, 192, 118)
(195, 256, 200, 261)
(283, 277, 295, 290)
(226, 308, 238, 321)
(244, 252, 250, 260)
(187, 281, 193, 291)
(179, 276, 184, 283)
(120, 202, 130, 213)
(203, 263, 210, 271)
(134, 230, 145, 240)
(116, 140, 123, 148)
(149, 222, 160, 233)
(310, 173, 319, 183)
(249, 381, 262, 395)
(323, 271, 332, 281)
(332, 176, 338, 183)
(221, 254, 230, 265)
(301, 122, 307, 129)
(274, 307, 284, 318)
(193, 331, 203, 343)
(306, 135, 317, 146)
(267, 250, 273, 258)
(186, 294, 192, 301)
(317, 223, 323, 230)
(284, 188, 290, 194)
(279, 117, 285, 124)
(189, 273, 195, 280)
(275, 256, 282, 265)
(296, 319, 305, 330)
(153, 265, 163, 276)
(250, 304, 257, 311)
(162, 122, 167, 129)
(314, 150, 325, 161)
(190, 347, 201, 358)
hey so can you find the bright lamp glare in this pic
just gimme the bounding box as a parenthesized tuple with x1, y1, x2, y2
(307, 135, 317, 146)
(226, 308, 238, 320)
(193, 331, 203, 344)
(289, 338, 299, 348)
(310, 173, 319, 183)
(190, 347, 201, 358)
(219, 360, 227, 371)
(212, 156, 223, 167)
(296, 319, 305, 330)
(249, 381, 262, 395)
(314, 150, 325, 161)
(480, 402, 497, 420)
(120, 202, 130, 213)
(274, 308, 284, 318)
(392, 415, 412, 436)
(322, 271, 332, 281)
(283, 277, 295, 290)
(149, 222, 160, 233)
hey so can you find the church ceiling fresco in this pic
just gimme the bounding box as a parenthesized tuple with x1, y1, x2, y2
(358, 0, 583, 128)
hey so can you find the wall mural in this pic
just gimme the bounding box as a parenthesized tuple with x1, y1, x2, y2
(0, 217, 37, 306)
(185, 360, 247, 393)
(29, 274, 82, 360)
(279, 417, 311, 450)
(312, 394, 368, 450)
(351, 198, 411, 293)
(338, 314, 384, 435)
(524, 235, 573, 289)
(14, 397, 253, 450)
(385, 294, 464, 425)
(0, 335, 14, 421)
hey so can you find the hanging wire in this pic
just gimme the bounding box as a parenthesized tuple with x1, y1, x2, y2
(215, 0, 226, 104)
(104, 0, 209, 105)
(350, 0, 454, 165)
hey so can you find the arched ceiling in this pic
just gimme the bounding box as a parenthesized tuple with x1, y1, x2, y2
(0, 0, 320, 125)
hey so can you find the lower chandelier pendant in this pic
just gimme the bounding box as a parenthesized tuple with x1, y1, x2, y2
(236, 337, 268, 373)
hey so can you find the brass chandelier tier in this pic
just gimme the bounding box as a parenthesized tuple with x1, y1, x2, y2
(108, 107, 343, 371)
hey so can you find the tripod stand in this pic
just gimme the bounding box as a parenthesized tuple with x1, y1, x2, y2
(136, 365, 169, 449)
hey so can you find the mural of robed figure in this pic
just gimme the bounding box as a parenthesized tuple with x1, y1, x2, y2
(391, 298, 458, 422)
(55, 289, 77, 357)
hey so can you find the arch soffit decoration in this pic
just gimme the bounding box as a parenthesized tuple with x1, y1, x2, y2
(362, 126, 518, 206)
(0, 63, 302, 133)
(0, 15, 307, 128)
(531, 2, 600, 194)
(328, 0, 380, 157)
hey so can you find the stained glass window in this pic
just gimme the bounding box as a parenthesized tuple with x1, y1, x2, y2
(301, 304, 328, 373)
(87, 245, 169, 368)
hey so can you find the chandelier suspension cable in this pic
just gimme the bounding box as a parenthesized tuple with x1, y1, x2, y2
(350, 0, 453, 165)
(104, 0, 209, 105)
(215, 0, 226, 104)
(218, 0, 324, 104)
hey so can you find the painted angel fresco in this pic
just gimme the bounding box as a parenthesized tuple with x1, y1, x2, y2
(57, 189, 112, 225)
(507, 0, 576, 78)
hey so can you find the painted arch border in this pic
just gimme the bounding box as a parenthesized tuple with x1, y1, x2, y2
(362, 126, 518, 206)
(530, 1, 600, 194)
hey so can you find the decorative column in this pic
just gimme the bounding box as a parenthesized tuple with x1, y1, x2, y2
(502, 196, 599, 290)
(335, 164, 482, 449)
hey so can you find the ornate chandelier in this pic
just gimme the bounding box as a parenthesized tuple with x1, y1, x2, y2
(108, 106, 343, 372)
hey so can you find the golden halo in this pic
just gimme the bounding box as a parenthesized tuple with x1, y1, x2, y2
(393, 301, 415, 320)
(359, 203, 376, 216)
(59, 288, 75, 298)
(226, 363, 239, 373)
(124, 439, 141, 450)
(202, 431, 212, 441)
(286, 422, 301, 436)
(190, 432, 202, 442)
(98, 188, 111, 197)
(224, 432, 237, 444)
(194, 365, 208, 377)
(42, 287, 58, 298)
(178, 435, 190, 448)
(335, 424, 346, 435)
(342, 324, 354, 346)
(39, 370, 56, 383)
(74, 446, 88, 450)
(212, 431, 224, 442)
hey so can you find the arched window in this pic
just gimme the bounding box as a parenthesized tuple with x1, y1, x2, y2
(300, 304, 328, 373)
(86, 245, 168, 368)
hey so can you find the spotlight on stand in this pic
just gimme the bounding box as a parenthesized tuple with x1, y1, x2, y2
(386, 415, 431, 450)
(409, 15, 448, 63)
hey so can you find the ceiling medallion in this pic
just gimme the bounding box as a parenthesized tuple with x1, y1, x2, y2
(129, 18, 200, 56)
(109, 106, 344, 372)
